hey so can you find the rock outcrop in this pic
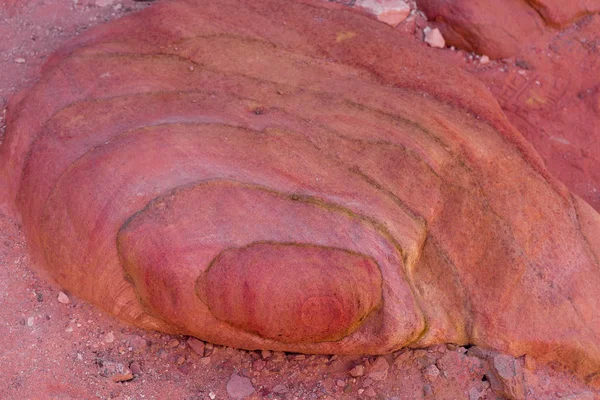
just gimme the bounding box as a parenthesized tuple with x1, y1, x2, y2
(1, 0, 600, 378)
(418, 0, 600, 58)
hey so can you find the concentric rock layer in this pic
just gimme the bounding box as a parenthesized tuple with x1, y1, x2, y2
(2, 0, 600, 377)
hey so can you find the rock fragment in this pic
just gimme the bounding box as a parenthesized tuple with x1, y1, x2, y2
(367, 357, 390, 381)
(98, 360, 133, 382)
(104, 331, 115, 343)
(187, 337, 205, 356)
(112, 370, 134, 382)
(128, 335, 147, 351)
(423, 27, 445, 48)
(423, 364, 440, 381)
(349, 364, 366, 377)
(57, 291, 70, 304)
(468, 386, 483, 400)
(226, 373, 255, 399)
(356, 0, 411, 27)
(487, 354, 525, 400)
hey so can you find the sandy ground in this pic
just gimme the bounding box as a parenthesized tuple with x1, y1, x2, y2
(0, 1, 599, 399)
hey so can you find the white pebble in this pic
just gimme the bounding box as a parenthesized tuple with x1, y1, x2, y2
(57, 291, 70, 304)
(423, 27, 445, 49)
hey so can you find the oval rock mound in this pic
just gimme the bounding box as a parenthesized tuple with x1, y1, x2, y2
(2, 0, 600, 378)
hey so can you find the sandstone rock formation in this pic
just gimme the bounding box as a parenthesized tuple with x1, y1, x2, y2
(1, 0, 600, 378)
(418, 0, 600, 58)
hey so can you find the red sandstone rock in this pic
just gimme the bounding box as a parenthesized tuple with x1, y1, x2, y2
(527, 0, 600, 27)
(417, 0, 600, 58)
(226, 373, 255, 399)
(417, 0, 547, 59)
(2, 0, 600, 378)
(355, 0, 411, 27)
(423, 26, 445, 48)
(424, 3, 600, 215)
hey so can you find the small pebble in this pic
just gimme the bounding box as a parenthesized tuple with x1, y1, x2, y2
(354, 0, 411, 27)
(129, 335, 148, 351)
(200, 356, 211, 366)
(167, 338, 180, 348)
(104, 331, 115, 343)
(349, 364, 365, 377)
(480, 55, 490, 64)
(423, 27, 445, 48)
(57, 291, 70, 304)
(112, 370, 134, 382)
(424, 364, 440, 381)
(226, 373, 255, 399)
(15, 58, 26, 64)
(367, 357, 390, 381)
(187, 337, 205, 356)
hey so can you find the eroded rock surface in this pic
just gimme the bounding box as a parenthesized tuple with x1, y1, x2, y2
(417, 0, 600, 58)
(2, 0, 600, 378)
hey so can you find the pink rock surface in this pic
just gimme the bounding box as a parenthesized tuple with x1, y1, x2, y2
(417, 0, 600, 59)
(416, 1, 600, 215)
(2, 0, 600, 379)
(356, 0, 411, 26)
